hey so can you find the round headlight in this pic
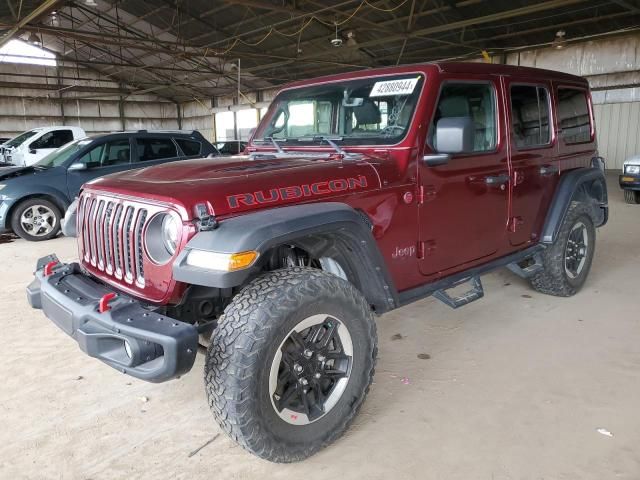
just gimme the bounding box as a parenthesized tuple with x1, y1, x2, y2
(161, 214, 179, 255)
(145, 213, 181, 264)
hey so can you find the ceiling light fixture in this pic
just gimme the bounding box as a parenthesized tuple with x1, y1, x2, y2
(552, 30, 567, 50)
(27, 32, 42, 45)
(330, 23, 343, 47)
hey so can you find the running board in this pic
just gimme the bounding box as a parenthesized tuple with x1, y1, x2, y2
(506, 253, 544, 279)
(432, 276, 484, 309)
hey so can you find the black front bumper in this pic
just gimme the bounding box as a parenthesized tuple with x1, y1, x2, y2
(27, 255, 198, 383)
(619, 173, 640, 190)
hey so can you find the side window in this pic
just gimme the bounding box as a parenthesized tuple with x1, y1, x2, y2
(76, 139, 131, 168)
(175, 138, 201, 156)
(31, 130, 74, 149)
(102, 139, 131, 166)
(77, 144, 105, 169)
(136, 137, 178, 162)
(510, 85, 551, 148)
(430, 83, 496, 153)
(557, 88, 591, 144)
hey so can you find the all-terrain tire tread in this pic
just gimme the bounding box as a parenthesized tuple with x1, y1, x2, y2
(530, 201, 595, 297)
(204, 267, 377, 462)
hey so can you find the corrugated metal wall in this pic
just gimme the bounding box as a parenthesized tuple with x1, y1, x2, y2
(593, 103, 640, 170)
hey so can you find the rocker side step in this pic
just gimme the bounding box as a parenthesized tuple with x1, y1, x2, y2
(506, 252, 544, 279)
(432, 276, 484, 309)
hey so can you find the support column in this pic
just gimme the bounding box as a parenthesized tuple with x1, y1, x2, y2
(118, 83, 126, 131)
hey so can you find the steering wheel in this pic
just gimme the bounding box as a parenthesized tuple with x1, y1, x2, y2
(380, 125, 405, 136)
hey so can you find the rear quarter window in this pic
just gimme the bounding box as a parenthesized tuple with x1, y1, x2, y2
(557, 88, 591, 144)
(175, 138, 201, 156)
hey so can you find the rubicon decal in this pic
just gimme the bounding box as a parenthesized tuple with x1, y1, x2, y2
(227, 176, 368, 209)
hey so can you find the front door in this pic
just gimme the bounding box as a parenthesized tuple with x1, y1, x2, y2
(25, 129, 75, 166)
(505, 80, 558, 246)
(66, 138, 133, 197)
(418, 78, 510, 277)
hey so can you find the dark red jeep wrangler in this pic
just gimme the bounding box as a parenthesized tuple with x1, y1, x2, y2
(28, 62, 608, 462)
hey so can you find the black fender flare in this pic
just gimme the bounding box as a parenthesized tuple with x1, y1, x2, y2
(541, 166, 608, 244)
(173, 202, 398, 313)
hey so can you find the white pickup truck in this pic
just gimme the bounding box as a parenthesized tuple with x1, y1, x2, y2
(0, 126, 86, 166)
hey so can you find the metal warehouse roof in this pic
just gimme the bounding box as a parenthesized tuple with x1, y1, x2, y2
(0, 0, 638, 102)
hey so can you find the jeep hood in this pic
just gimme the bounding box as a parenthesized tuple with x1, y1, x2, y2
(84, 155, 382, 218)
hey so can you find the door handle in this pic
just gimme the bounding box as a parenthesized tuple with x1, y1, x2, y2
(484, 174, 510, 186)
(539, 165, 559, 176)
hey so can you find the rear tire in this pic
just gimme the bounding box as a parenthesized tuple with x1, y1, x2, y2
(11, 198, 62, 241)
(204, 267, 377, 462)
(623, 189, 640, 204)
(530, 202, 596, 297)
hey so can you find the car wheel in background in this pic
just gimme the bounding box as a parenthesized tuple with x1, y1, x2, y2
(11, 198, 62, 241)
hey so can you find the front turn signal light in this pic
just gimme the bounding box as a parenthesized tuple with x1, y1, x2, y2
(228, 251, 259, 271)
(185, 249, 259, 272)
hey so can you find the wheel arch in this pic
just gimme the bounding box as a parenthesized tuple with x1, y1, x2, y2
(173, 202, 398, 313)
(540, 166, 608, 245)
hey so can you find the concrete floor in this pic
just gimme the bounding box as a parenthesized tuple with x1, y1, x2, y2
(1, 175, 638, 479)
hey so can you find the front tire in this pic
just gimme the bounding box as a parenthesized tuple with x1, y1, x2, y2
(11, 198, 62, 241)
(530, 202, 596, 296)
(204, 267, 377, 462)
(624, 189, 640, 204)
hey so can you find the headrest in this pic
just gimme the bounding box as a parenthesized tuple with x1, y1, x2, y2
(354, 100, 382, 125)
(117, 149, 129, 162)
(439, 96, 470, 118)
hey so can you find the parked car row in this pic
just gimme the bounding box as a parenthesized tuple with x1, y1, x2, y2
(0, 129, 234, 241)
(0, 126, 87, 167)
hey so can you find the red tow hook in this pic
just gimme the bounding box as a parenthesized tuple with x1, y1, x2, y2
(98, 293, 117, 313)
(43, 260, 59, 276)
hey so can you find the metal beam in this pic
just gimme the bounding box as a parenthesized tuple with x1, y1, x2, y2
(374, 9, 634, 62)
(609, 0, 640, 14)
(245, 0, 585, 73)
(0, 0, 61, 48)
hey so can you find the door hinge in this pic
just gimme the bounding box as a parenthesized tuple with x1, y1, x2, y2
(512, 170, 525, 186)
(418, 185, 436, 204)
(508, 216, 524, 232)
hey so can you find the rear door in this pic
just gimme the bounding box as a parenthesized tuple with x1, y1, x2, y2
(66, 138, 133, 197)
(505, 79, 558, 246)
(418, 77, 510, 277)
(133, 136, 181, 167)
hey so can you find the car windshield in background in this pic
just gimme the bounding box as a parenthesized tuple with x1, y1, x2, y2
(5, 130, 38, 147)
(35, 138, 92, 168)
(254, 74, 424, 146)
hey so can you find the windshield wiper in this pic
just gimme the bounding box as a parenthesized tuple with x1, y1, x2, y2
(296, 136, 360, 158)
(265, 136, 285, 153)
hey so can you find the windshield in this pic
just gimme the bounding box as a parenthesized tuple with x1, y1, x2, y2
(254, 74, 424, 146)
(5, 129, 38, 148)
(35, 138, 92, 168)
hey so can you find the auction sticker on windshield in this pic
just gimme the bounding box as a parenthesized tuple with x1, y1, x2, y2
(370, 77, 419, 97)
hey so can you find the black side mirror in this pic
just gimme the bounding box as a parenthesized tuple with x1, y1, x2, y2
(29, 148, 37, 154)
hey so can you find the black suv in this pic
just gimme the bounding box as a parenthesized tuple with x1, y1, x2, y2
(0, 130, 217, 241)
